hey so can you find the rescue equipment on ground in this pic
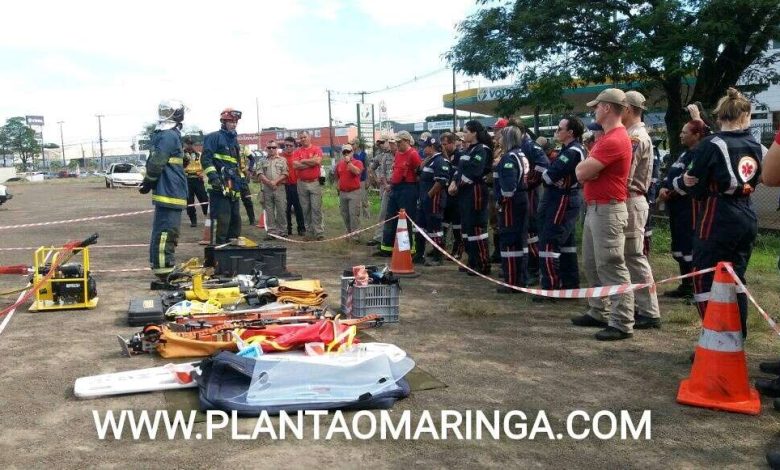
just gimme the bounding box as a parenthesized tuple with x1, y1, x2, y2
(29, 233, 99, 311)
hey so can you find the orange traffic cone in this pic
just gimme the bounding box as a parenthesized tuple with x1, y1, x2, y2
(677, 261, 760, 415)
(255, 210, 266, 230)
(198, 218, 212, 246)
(389, 209, 417, 277)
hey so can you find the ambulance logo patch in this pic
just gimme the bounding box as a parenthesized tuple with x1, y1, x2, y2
(738, 156, 758, 182)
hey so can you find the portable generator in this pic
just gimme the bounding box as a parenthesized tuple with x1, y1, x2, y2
(29, 234, 99, 311)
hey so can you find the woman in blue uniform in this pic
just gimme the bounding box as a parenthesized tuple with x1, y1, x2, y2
(657, 118, 708, 299)
(448, 120, 493, 275)
(494, 125, 529, 292)
(682, 87, 763, 337)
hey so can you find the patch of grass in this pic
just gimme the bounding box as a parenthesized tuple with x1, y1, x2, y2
(450, 300, 496, 317)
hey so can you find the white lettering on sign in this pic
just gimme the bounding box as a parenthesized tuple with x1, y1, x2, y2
(477, 87, 515, 102)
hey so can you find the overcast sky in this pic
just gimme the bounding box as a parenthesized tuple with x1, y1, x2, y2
(0, 0, 499, 154)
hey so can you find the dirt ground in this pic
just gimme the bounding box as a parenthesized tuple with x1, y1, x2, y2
(1, 178, 780, 468)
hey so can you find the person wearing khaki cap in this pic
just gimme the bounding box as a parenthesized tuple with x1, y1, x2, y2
(334, 143, 364, 240)
(620, 90, 661, 330)
(572, 88, 636, 341)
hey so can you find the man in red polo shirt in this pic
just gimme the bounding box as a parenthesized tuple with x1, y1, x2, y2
(571, 88, 635, 341)
(377, 131, 422, 256)
(334, 144, 364, 240)
(282, 137, 305, 236)
(292, 131, 324, 240)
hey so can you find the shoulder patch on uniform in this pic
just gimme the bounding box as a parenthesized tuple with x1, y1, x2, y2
(504, 162, 514, 168)
(738, 156, 758, 182)
(474, 155, 482, 161)
(559, 155, 569, 163)
(441, 164, 450, 171)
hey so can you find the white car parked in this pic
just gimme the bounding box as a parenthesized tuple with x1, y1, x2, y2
(105, 163, 144, 188)
(0, 184, 11, 205)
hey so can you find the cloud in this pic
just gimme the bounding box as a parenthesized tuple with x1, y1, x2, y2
(355, 0, 475, 29)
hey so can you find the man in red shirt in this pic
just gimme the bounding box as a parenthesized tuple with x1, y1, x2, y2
(292, 131, 324, 240)
(334, 144, 364, 240)
(282, 137, 305, 236)
(572, 88, 635, 341)
(377, 130, 422, 256)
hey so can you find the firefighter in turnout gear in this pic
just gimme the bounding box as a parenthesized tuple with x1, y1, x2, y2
(449, 120, 493, 275)
(494, 125, 530, 292)
(538, 116, 585, 295)
(202, 108, 243, 244)
(683, 88, 763, 338)
(139, 99, 187, 280)
(415, 136, 450, 266)
(182, 135, 208, 227)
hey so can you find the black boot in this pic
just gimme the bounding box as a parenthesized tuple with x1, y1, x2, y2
(761, 360, 780, 375)
(490, 233, 501, 264)
(755, 376, 780, 397)
(663, 282, 693, 299)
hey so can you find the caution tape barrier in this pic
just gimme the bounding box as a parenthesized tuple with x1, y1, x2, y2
(264, 215, 399, 244)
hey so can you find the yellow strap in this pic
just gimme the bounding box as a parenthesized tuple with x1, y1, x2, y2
(152, 194, 187, 206)
(214, 153, 237, 164)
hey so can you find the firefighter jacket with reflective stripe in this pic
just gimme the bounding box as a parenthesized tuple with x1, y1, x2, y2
(148, 128, 187, 209)
(202, 128, 242, 198)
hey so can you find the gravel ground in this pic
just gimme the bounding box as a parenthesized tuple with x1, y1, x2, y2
(0, 179, 779, 468)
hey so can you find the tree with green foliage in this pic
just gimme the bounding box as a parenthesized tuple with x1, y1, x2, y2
(448, 0, 780, 155)
(1, 117, 41, 171)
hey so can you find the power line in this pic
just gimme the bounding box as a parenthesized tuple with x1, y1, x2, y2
(332, 67, 449, 97)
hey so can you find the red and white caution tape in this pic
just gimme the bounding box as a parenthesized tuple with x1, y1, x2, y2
(265, 215, 399, 244)
(408, 217, 717, 299)
(724, 264, 780, 337)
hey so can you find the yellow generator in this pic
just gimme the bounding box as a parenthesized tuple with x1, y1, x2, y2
(29, 234, 99, 311)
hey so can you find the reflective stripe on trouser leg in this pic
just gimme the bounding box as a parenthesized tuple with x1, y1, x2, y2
(150, 206, 181, 273)
(500, 238, 527, 287)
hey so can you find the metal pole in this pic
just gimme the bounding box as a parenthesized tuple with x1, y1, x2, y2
(452, 70, 457, 131)
(40, 126, 46, 170)
(96, 114, 105, 171)
(327, 90, 335, 159)
(255, 97, 261, 150)
(58, 121, 65, 166)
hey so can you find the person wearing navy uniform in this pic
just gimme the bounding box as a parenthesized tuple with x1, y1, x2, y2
(537, 116, 585, 296)
(494, 125, 529, 292)
(682, 87, 763, 339)
(139, 99, 187, 280)
(202, 108, 244, 245)
(415, 136, 450, 266)
(449, 120, 493, 275)
(657, 117, 708, 299)
(642, 140, 662, 256)
(441, 132, 465, 259)
(520, 124, 549, 284)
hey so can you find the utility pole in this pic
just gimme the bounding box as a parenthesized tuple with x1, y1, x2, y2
(96, 114, 105, 171)
(58, 121, 65, 166)
(452, 69, 457, 131)
(359, 91, 366, 104)
(255, 97, 261, 150)
(327, 90, 335, 159)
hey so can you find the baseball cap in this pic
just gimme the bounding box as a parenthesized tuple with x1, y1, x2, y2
(586, 88, 627, 108)
(395, 131, 414, 144)
(491, 118, 509, 130)
(422, 136, 439, 147)
(586, 121, 604, 132)
(341, 144, 353, 152)
(624, 90, 647, 110)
